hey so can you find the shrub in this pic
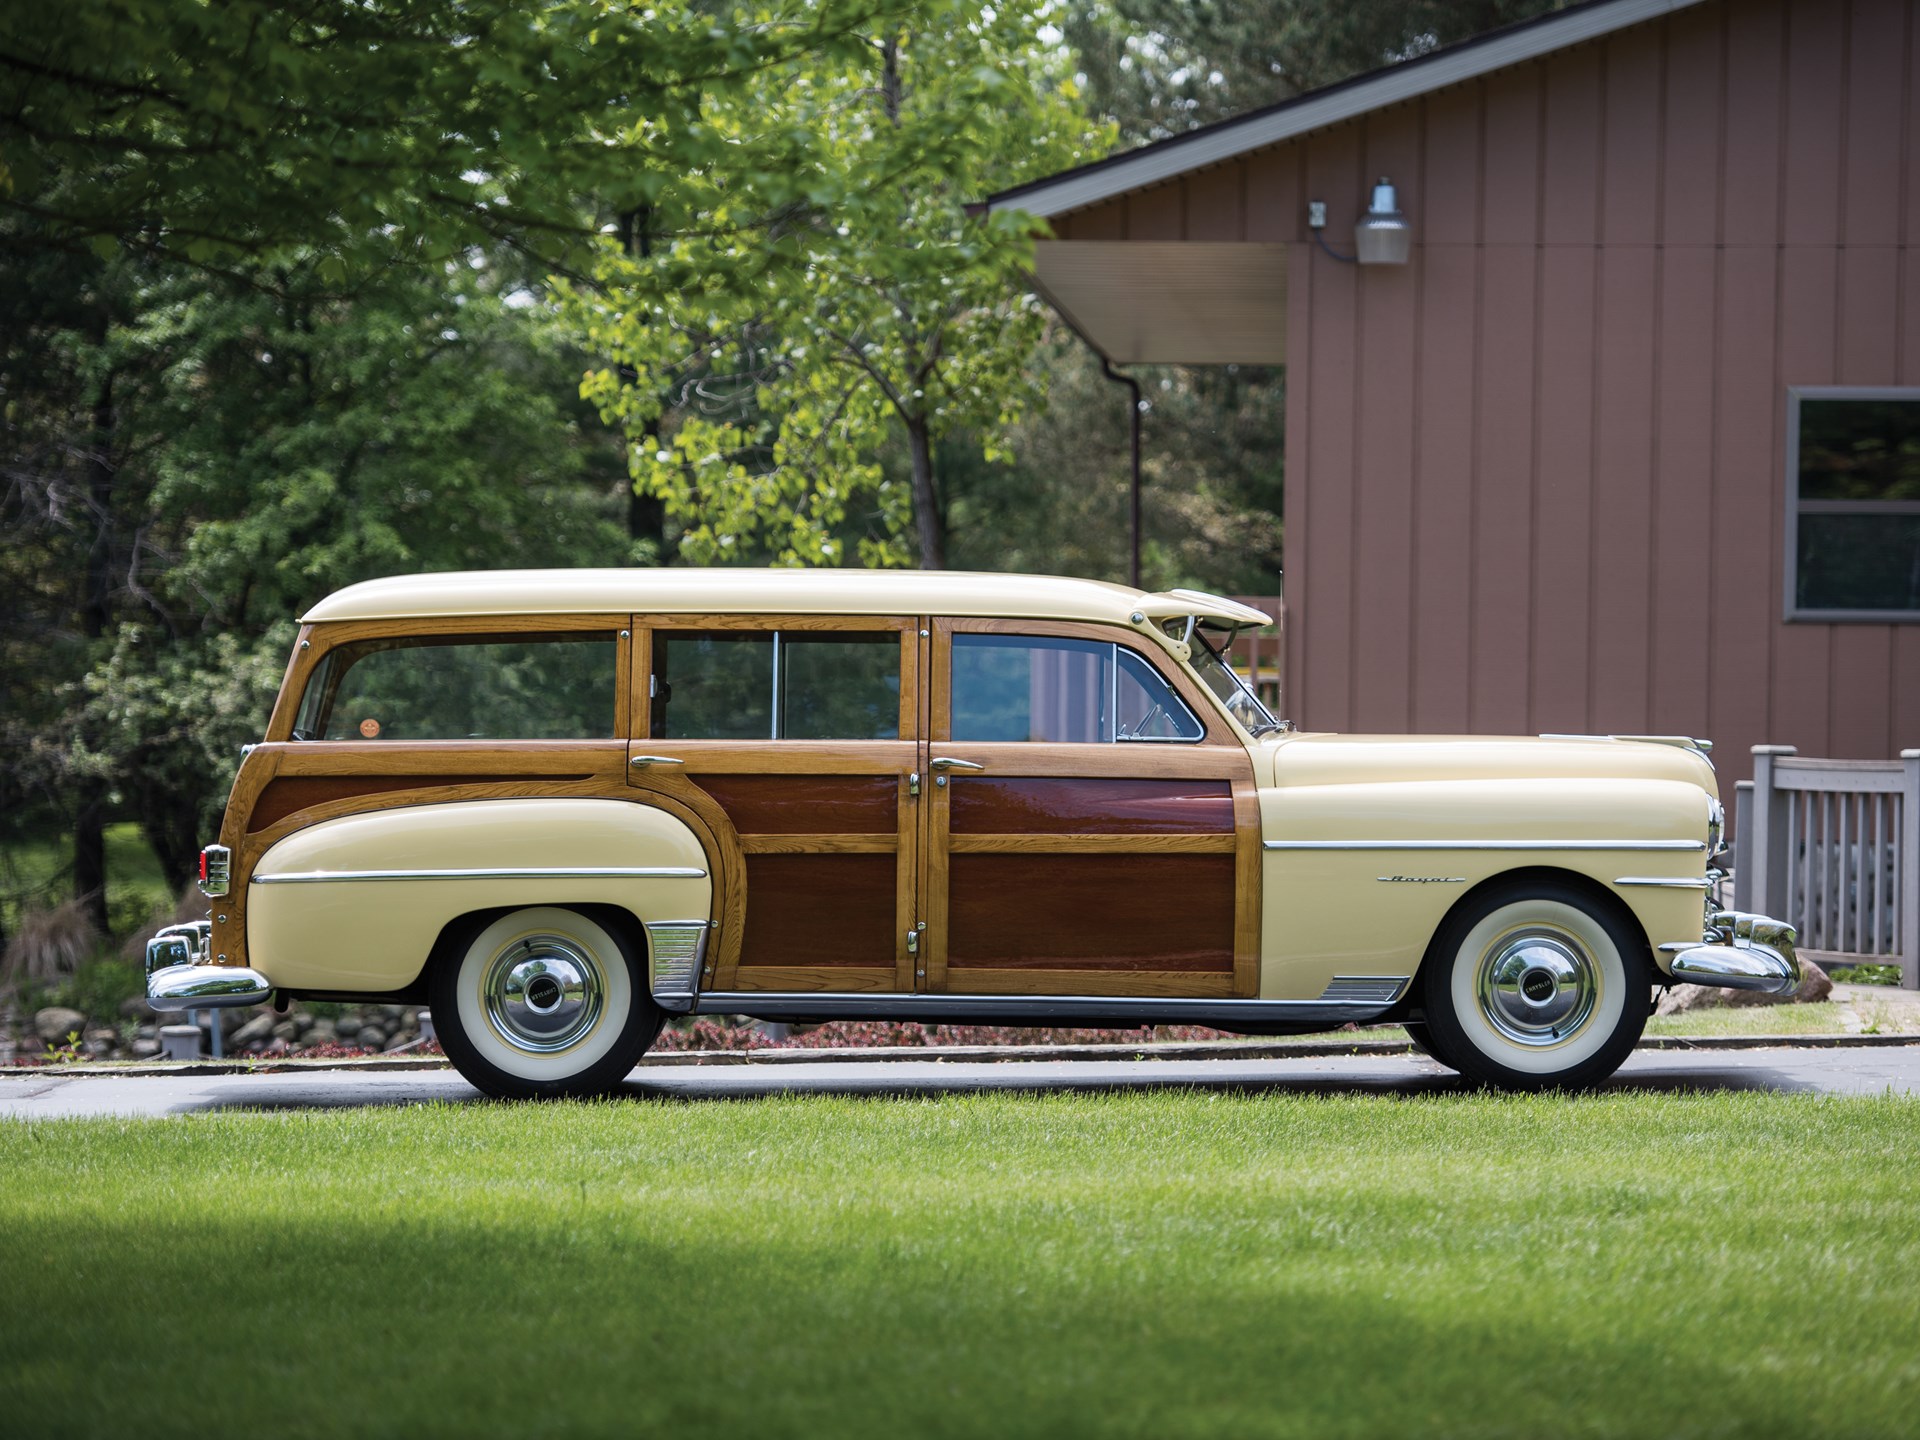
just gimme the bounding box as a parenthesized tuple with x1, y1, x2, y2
(1, 899, 101, 991)
(1829, 963, 1903, 986)
(56, 958, 146, 1025)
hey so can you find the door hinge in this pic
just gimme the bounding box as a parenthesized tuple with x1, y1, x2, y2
(908, 771, 920, 797)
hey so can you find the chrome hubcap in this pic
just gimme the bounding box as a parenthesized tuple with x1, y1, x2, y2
(1476, 928, 1598, 1048)
(482, 934, 604, 1054)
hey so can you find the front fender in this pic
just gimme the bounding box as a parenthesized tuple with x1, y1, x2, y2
(246, 798, 714, 992)
(1257, 777, 1710, 999)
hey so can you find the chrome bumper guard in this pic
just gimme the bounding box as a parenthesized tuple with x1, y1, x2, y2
(1660, 910, 1800, 995)
(145, 920, 272, 1011)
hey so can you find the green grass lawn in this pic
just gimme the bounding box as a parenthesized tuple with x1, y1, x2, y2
(3, 1090, 1917, 1438)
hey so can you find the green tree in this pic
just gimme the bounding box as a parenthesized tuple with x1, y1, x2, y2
(943, 333, 1284, 593)
(567, 0, 1108, 570)
(2, 251, 635, 890)
(1064, 0, 1569, 144)
(0, 0, 906, 280)
(1, 0, 923, 908)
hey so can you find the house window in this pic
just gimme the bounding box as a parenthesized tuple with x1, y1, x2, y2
(1788, 388, 1920, 620)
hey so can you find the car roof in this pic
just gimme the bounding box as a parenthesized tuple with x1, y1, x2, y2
(300, 568, 1273, 629)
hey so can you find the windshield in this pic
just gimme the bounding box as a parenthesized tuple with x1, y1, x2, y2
(1187, 628, 1284, 736)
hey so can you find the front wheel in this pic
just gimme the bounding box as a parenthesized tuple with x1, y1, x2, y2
(431, 906, 660, 1099)
(1420, 881, 1651, 1090)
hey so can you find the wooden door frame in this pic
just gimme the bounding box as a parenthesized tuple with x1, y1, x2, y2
(629, 613, 924, 994)
(923, 617, 1261, 998)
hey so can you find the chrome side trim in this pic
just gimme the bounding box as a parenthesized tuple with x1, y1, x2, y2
(1265, 839, 1705, 852)
(1315, 975, 1409, 1005)
(644, 920, 710, 1013)
(688, 992, 1399, 1026)
(1614, 876, 1713, 889)
(148, 963, 272, 1011)
(251, 866, 707, 884)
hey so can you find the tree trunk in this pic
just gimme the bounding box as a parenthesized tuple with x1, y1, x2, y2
(904, 417, 946, 570)
(74, 790, 108, 932)
(142, 804, 203, 899)
(74, 365, 115, 931)
(616, 206, 669, 562)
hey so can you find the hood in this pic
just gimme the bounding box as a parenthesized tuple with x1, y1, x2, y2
(1263, 732, 1718, 797)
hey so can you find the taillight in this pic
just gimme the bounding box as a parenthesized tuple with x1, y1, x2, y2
(199, 844, 231, 898)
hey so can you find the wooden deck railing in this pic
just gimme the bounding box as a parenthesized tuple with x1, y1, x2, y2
(1732, 746, 1920, 987)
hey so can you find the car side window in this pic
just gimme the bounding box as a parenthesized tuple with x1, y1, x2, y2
(294, 633, 617, 740)
(651, 630, 900, 740)
(949, 634, 1201, 743)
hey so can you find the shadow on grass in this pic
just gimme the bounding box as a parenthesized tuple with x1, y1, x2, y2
(135, 1054, 1806, 1116)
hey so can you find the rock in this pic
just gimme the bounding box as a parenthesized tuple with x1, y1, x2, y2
(119, 995, 155, 1020)
(355, 1025, 388, 1051)
(1657, 957, 1832, 1014)
(382, 1031, 414, 1052)
(130, 1039, 160, 1058)
(84, 1027, 118, 1056)
(231, 1013, 277, 1048)
(33, 1007, 86, 1043)
(272, 1021, 298, 1042)
(380, 1004, 405, 1020)
(291, 1012, 315, 1035)
(305, 1021, 337, 1045)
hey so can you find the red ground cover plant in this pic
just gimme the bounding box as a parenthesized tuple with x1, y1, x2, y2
(650, 1019, 1236, 1052)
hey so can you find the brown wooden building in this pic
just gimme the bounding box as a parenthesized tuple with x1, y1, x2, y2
(986, 0, 1920, 781)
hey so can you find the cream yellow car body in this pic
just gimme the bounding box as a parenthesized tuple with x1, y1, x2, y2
(143, 567, 1786, 1094)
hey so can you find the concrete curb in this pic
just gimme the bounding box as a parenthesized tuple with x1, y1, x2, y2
(4, 1029, 1919, 1079)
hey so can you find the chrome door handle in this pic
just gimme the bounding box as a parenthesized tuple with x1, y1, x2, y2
(628, 755, 686, 768)
(928, 756, 986, 772)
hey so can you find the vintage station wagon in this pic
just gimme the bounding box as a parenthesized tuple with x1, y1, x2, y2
(146, 569, 1798, 1096)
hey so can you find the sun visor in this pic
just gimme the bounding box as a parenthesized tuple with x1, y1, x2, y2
(1135, 589, 1273, 631)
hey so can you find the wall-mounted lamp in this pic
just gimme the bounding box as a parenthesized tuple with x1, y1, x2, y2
(1307, 177, 1412, 265)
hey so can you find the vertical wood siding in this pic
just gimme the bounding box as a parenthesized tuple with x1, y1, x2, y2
(1051, 0, 1920, 773)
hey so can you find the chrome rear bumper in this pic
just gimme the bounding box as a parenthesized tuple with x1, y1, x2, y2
(1660, 910, 1800, 995)
(148, 964, 273, 1010)
(145, 919, 272, 1011)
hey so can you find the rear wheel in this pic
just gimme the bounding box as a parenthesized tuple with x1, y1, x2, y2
(431, 906, 660, 1099)
(1420, 881, 1651, 1090)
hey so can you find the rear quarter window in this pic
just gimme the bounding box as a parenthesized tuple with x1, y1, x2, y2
(294, 633, 618, 740)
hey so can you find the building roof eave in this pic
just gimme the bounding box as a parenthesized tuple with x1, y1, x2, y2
(984, 0, 1708, 221)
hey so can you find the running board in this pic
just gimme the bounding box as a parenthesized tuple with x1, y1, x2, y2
(684, 988, 1404, 1029)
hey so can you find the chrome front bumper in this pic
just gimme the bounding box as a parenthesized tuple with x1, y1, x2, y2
(145, 920, 272, 1011)
(1660, 910, 1801, 995)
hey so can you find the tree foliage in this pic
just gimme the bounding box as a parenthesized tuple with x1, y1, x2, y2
(1063, 0, 1569, 144)
(0, 0, 908, 280)
(566, 0, 1108, 570)
(4, 0, 922, 899)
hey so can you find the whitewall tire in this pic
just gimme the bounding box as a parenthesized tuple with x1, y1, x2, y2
(431, 905, 660, 1099)
(1420, 881, 1651, 1090)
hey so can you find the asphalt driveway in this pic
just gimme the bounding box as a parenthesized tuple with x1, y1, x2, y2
(4, 1044, 1918, 1118)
